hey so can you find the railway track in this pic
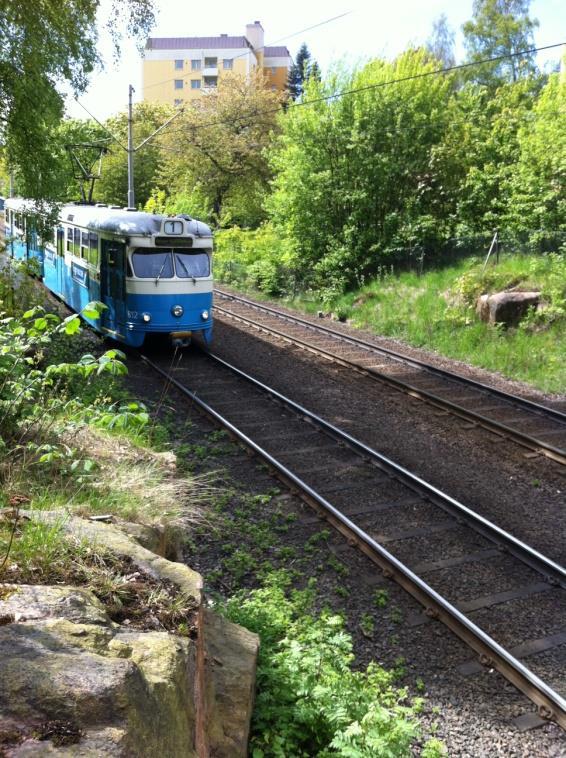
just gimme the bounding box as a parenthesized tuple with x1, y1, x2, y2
(141, 348, 566, 731)
(214, 288, 566, 467)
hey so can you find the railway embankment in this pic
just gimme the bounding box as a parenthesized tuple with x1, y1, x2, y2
(0, 261, 258, 755)
(214, 247, 566, 396)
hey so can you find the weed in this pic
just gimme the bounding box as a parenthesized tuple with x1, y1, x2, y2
(373, 588, 389, 608)
(390, 606, 403, 624)
(221, 570, 425, 756)
(327, 554, 349, 576)
(359, 612, 375, 638)
(422, 737, 448, 757)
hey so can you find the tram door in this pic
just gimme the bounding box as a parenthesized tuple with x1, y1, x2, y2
(100, 239, 126, 335)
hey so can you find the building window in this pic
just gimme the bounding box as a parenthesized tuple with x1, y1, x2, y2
(203, 76, 217, 88)
(175, 59, 183, 69)
(174, 98, 183, 106)
(204, 57, 217, 68)
(191, 59, 201, 70)
(271, 85, 277, 91)
(223, 58, 233, 70)
(191, 79, 201, 89)
(271, 66, 277, 74)
(174, 79, 183, 89)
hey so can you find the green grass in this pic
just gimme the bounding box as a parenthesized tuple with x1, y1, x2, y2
(221, 253, 565, 394)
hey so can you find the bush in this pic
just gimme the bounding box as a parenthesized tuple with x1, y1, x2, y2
(214, 223, 299, 296)
(222, 571, 438, 757)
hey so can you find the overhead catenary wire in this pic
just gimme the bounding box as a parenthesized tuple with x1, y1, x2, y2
(142, 41, 566, 143)
(153, 106, 566, 158)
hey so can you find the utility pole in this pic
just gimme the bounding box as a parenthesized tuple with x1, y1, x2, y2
(127, 84, 135, 210)
(75, 86, 184, 208)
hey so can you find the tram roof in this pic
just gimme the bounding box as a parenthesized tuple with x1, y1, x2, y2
(5, 198, 212, 238)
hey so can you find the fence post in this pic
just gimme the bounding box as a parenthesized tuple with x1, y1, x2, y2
(482, 230, 499, 273)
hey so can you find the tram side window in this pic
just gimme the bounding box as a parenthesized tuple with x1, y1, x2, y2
(57, 228, 64, 255)
(81, 230, 89, 260)
(66, 227, 73, 253)
(74, 228, 81, 257)
(88, 232, 99, 266)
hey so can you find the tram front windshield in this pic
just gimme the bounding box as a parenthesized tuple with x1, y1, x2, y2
(132, 249, 210, 278)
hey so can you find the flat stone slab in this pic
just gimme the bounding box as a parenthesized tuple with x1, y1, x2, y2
(21, 510, 202, 608)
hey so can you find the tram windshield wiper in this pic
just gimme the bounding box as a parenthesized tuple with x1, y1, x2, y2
(154, 257, 168, 286)
(175, 253, 197, 284)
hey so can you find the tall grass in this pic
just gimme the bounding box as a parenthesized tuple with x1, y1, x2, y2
(276, 255, 565, 394)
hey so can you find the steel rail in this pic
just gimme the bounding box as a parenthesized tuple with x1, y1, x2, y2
(203, 349, 566, 588)
(215, 288, 566, 424)
(141, 352, 566, 729)
(214, 302, 566, 466)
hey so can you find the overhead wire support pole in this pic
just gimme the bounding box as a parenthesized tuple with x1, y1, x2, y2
(127, 84, 135, 209)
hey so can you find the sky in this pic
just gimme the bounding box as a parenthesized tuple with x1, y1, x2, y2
(67, 0, 566, 121)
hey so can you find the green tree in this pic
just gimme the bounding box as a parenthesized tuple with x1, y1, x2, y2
(0, 0, 155, 200)
(269, 50, 456, 295)
(426, 13, 456, 68)
(509, 65, 566, 236)
(462, 0, 539, 87)
(436, 78, 539, 237)
(47, 119, 110, 202)
(96, 102, 172, 207)
(287, 43, 320, 101)
(158, 71, 283, 226)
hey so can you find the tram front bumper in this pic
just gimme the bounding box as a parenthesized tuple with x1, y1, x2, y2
(169, 331, 192, 348)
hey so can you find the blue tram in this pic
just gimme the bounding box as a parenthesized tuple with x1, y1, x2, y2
(3, 199, 213, 347)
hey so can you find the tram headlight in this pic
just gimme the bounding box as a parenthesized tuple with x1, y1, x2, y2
(142, 313, 151, 323)
(172, 305, 184, 318)
(201, 309, 209, 321)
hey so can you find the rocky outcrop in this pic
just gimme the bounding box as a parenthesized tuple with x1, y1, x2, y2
(0, 584, 197, 756)
(0, 515, 259, 757)
(202, 609, 258, 757)
(476, 291, 541, 327)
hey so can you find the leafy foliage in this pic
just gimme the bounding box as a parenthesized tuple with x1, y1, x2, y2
(0, 0, 156, 200)
(0, 294, 126, 457)
(269, 50, 456, 296)
(97, 102, 173, 207)
(462, 0, 539, 87)
(223, 571, 437, 757)
(156, 71, 283, 226)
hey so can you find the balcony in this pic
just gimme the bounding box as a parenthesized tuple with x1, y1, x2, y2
(203, 66, 218, 76)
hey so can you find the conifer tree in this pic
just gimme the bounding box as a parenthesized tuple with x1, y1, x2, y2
(287, 43, 320, 100)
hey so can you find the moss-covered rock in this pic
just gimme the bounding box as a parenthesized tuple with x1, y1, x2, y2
(0, 585, 197, 756)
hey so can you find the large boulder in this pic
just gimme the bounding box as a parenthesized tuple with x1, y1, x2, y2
(202, 609, 258, 757)
(0, 514, 260, 757)
(0, 584, 197, 756)
(476, 291, 541, 327)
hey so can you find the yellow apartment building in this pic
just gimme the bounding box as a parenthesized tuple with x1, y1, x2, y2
(142, 21, 292, 107)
